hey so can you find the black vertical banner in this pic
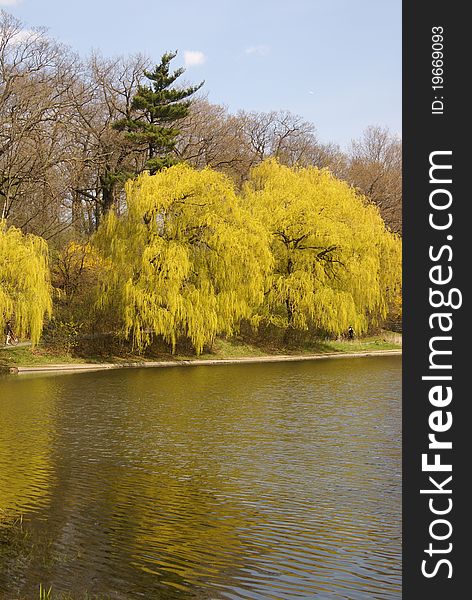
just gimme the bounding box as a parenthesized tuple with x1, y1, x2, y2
(403, 2, 469, 598)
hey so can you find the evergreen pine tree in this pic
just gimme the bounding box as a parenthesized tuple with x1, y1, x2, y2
(114, 51, 203, 174)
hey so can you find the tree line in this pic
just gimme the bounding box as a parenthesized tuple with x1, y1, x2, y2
(1, 11, 402, 238)
(2, 159, 401, 352)
(1, 10, 402, 352)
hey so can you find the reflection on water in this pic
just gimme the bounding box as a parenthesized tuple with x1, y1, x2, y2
(0, 356, 401, 599)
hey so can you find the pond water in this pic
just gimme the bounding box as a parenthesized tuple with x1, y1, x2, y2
(0, 356, 401, 599)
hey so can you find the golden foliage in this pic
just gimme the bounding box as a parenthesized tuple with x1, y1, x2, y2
(94, 161, 401, 350)
(0, 221, 52, 344)
(51, 241, 108, 301)
(243, 160, 402, 335)
(94, 165, 273, 354)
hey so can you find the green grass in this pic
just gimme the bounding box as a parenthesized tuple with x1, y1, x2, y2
(321, 336, 402, 353)
(199, 337, 267, 359)
(39, 584, 52, 600)
(0, 512, 111, 600)
(1, 331, 401, 369)
(198, 332, 401, 359)
(0, 345, 88, 368)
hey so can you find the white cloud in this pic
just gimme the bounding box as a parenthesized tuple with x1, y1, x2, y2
(183, 50, 206, 67)
(10, 29, 40, 44)
(0, 0, 22, 6)
(245, 45, 270, 57)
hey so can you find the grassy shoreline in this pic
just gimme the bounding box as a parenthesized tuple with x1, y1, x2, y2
(1, 332, 401, 371)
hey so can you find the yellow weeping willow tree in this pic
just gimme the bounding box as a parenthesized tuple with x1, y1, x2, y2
(94, 165, 273, 354)
(0, 221, 52, 345)
(242, 160, 402, 336)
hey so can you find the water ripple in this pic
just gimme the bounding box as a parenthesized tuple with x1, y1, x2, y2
(0, 356, 401, 599)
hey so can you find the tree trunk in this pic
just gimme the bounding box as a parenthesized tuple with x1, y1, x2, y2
(101, 182, 115, 215)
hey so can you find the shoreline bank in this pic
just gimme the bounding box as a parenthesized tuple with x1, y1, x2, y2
(7, 349, 401, 375)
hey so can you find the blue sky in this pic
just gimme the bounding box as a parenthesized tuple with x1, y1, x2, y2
(4, 0, 401, 148)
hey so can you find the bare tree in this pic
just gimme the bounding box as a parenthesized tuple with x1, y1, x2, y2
(176, 98, 252, 181)
(177, 102, 347, 184)
(347, 126, 402, 233)
(1, 10, 400, 242)
(67, 52, 150, 231)
(0, 11, 80, 236)
(1, 12, 152, 236)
